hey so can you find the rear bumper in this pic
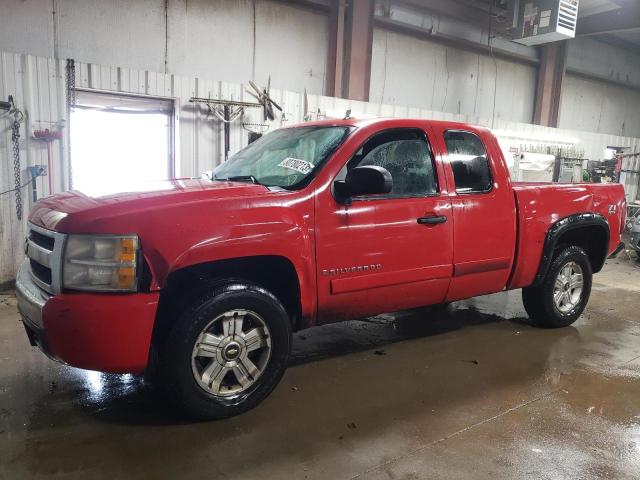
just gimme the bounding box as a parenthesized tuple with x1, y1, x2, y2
(16, 259, 160, 373)
(608, 241, 626, 258)
(630, 233, 640, 252)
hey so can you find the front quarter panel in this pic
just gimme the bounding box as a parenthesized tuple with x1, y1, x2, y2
(156, 191, 317, 321)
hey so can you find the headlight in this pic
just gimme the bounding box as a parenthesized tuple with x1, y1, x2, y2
(63, 235, 139, 292)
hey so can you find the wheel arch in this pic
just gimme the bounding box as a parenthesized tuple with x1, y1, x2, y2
(533, 213, 609, 286)
(153, 255, 303, 345)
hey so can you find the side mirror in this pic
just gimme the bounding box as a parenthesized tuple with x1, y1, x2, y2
(334, 165, 393, 204)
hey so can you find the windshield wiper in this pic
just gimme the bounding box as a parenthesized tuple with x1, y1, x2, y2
(214, 175, 262, 185)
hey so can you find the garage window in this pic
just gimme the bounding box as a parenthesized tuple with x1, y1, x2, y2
(70, 90, 174, 195)
(444, 130, 493, 194)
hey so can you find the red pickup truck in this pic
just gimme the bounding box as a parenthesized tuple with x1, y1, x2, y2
(17, 118, 625, 419)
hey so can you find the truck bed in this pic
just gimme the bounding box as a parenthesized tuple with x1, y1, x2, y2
(508, 181, 625, 289)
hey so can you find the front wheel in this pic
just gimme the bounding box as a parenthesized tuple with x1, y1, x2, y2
(160, 282, 291, 420)
(522, 246, 592, 328)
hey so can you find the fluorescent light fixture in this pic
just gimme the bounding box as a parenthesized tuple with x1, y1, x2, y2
(492, 129, 579, 146)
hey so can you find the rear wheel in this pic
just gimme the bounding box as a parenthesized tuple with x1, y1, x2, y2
(159, 282, 291, 420)
(522, 246, 592, 328)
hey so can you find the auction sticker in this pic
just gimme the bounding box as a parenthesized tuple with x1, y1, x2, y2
(278, 157, 314, 174)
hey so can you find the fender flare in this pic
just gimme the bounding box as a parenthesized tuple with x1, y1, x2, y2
(533, 212, 609, 286)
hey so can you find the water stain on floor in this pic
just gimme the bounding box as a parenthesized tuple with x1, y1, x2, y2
(1, 257, 640, 479)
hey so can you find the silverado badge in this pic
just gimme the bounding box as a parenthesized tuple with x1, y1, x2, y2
(322, 264, 382, 276)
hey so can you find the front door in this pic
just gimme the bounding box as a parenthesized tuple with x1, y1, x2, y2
(315, 128, 454, 323)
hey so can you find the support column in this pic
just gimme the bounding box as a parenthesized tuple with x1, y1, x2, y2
(533, 41, 568, 127)
(325, 0, 346, 97)
(326, 0, 374, 100)
(343, 0, 374, 101)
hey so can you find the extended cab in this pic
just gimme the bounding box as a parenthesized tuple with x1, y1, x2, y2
(17, 118, 626, 419)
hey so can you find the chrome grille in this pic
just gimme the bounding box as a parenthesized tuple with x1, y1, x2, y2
(25, 223, 66, 295)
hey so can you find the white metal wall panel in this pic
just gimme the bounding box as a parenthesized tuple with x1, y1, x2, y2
(0, 51, 69, 288)
(567, 37, 640, 91)
(620, 156, 639, 204)
(560, 73, 640, 138)
(369, 29, 538, 125)
(1, 0, 329, 96)
(1, 49, 640, 285)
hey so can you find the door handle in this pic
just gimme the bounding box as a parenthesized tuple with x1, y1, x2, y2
(417, 215, 447, 225)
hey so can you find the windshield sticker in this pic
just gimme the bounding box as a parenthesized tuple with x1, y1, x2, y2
(277, 157, 314, 174)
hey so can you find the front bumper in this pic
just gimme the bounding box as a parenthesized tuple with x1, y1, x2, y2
(16, 258, 160, 373)
(16, 259, 58, 360)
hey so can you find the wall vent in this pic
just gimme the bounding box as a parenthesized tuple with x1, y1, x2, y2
(513, 0, 579, 46)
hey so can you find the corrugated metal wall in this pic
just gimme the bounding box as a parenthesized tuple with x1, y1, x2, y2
(560, 73, 640, 138)
(0, 0, 330, 96)
(0, 52, 67, 289)
(620, 156, 640, 205)
(2, 49, 640, 286)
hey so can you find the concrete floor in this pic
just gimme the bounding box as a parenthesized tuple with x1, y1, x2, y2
(1, 256, 640, 479)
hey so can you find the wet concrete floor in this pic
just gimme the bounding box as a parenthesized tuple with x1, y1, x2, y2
(1, 256, 640, 479)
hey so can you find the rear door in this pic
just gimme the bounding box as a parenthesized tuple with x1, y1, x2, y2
(314, 127, 454, 323)
(431, 128, 517, 301)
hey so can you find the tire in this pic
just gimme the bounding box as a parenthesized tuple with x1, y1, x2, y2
(159, 281, 291, 420)
(522, 246, 592, 328)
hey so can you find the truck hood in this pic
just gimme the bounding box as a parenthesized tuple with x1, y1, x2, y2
(29, 178, 268, 232)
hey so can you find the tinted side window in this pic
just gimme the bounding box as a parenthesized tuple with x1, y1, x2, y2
(444, 131, 492, 194)
(351, 130, 437, 197)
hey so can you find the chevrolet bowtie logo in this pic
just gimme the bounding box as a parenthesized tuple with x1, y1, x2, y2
(321, 264, 382, 276)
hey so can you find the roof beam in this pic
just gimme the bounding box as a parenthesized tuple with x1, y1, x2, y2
(576, 3, 640, 35)
(596, 33, 640, 53)
(394, 0, 510, 34)
(610, 0, 637, 8)
(270, 0, 330, 14)
(374, 17, 539, 67)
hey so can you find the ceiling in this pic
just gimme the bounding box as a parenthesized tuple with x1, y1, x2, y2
(577, 0, 640, 50)
(602, 30, 640, 49)
(399, 0, 640, 51)
(578, 0, 621, 18)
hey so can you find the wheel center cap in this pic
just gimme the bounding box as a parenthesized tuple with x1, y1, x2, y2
(223, 342, 241, 361)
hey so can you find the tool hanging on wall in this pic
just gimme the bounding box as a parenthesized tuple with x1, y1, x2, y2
(33, 128, 63, 195)
(303, 89, 310, 121)
(26, 166, 46, 203)
(241, 122, 269, 144)
(245, 76, 283, 122)
(302, 89, 325, 122)
(189, 97, 262, 161)
(66, 59, 76, 189)
(0, 96, 25, 220)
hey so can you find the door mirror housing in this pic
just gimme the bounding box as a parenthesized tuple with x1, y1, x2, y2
(334, 165, 393, 204)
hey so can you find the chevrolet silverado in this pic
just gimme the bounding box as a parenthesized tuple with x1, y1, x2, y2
(17, 118, 626, 419)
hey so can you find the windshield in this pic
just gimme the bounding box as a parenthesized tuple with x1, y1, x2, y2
(212, 126, 352, 188)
